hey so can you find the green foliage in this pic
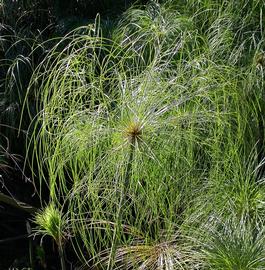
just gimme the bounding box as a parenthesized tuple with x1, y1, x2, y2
(19, 0, 265, 268)
(204, 221, 265, 270)
(34, 203, 68, 269)
(34, 203, 67, 244)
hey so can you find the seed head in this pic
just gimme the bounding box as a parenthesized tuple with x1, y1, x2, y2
(256, 53, 265, 68)
(124, 121, 143, 144)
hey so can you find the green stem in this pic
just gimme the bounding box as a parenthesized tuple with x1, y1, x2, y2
(58, 244, 66, 270)
(124, 143, 135, 192)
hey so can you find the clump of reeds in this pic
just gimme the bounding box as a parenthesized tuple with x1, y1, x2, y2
(24, 0, 265, 268)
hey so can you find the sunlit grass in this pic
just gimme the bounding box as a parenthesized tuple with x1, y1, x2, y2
(21, 0, 265, 268)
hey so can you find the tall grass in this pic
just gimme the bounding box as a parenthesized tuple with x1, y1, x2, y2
(24, 0, 265, 268)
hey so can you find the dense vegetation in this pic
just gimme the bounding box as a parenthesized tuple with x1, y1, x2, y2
(0, 0, 265, 269)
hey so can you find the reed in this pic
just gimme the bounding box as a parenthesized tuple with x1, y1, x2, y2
(23, 0, 265, 268)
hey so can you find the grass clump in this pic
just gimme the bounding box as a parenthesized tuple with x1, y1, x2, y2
(34, 203, 68, 270)
(204, 221, 265, 270)
(22, 0, 265, 268)
(34, 204, 67, 243)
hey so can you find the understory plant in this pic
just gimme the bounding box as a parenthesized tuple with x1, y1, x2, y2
(34, 203, 68, 270)
(24, 0, 265, 268)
